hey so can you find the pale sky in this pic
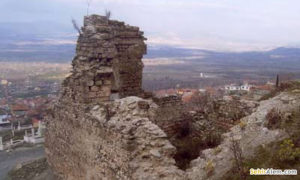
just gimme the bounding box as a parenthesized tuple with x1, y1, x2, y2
(1, 0, 300, 51)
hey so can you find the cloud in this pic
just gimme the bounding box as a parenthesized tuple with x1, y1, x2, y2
(147, 32, 282, 52)
(14, 39, 76, 46)
(56, 0, 233, 9)
(2, 0, 300, 52)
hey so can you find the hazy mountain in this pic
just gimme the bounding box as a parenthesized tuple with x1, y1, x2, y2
(0, 22, 299, 72)
(0, 21, 76, 62)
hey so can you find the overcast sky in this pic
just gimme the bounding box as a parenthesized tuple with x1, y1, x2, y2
(1, 0, 300, 51)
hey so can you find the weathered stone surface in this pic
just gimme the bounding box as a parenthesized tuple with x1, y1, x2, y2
(45, 14, 300, 180)
(46, 89, 300, 180)
(46, 96, 185, 180)
(63, 15, 146, 104)
(186, 92, 300, 179)
(45, 15, 184, 180)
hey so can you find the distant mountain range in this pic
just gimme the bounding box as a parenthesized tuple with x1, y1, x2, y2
(145, 45, 300, 59)
(1, 39, 300, 71)
(0, 21, 300, 72)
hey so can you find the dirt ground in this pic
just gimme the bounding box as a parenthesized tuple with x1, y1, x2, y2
(6, 157, 58, 180)
(0, 145, 45, 180)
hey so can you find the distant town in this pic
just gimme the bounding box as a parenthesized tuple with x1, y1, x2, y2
(0, 66, 277, 151)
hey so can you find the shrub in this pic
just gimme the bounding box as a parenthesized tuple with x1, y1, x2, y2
(259, 81, 300, 101)
(238, 121, 247, 130)
(259, 89, 278, 101)
(229, 137, 246, 179)
(265, 108, 283, 129)
(71, 19, 82, 35)
(204, 131, 222, 148)
(277, 139, 300, 162)
(205, 160, 214, 176)
(178, 120, 190, 138)
(105, 9, 112, 20)
(213, 146, 222, 155)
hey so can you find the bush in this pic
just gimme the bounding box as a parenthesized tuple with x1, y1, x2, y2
(259, 81, 300, 101)
(205, 160, 214, 176)
(277, 139, 300, 162)
(260, 89, 278, 101)
(204, 131, 222, 148)
(265, 108, 283, 129)
(238, 121, 247, 130)
(178, 120, 190, 138)
(213, 146, 222, 155)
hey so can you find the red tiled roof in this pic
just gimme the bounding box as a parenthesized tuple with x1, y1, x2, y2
(182, 93, 194, 103)
(32, 118, 40, 124)
(11, 104, 29, 111)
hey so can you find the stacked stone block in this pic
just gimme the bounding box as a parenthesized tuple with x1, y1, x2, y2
(63, 15, 146, 104)
(46, 15, 191, 180)
(152, 95, 186, 137)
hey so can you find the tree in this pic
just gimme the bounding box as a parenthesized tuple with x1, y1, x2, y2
(71, 18, 82, 35)
(105, 9, 112, 20)
(276, 74, 280, 88)
(230, 136, 246, 179)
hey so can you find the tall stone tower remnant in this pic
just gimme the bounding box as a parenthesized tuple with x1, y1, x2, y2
(46, 15, 186, 180)
(65, 15, 146, 104)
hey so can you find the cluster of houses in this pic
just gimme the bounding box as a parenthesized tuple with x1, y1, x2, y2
(153, 81, 275, 104)
(223, 83, 275, 101)
(0, 96, 50, 151)
(0, 96, 50, 127)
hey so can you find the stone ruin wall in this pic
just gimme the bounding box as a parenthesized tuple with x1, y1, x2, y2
(152, 95, 186, 137)
(46, 14, 300, 180)
(45, 15, 189, 180)
(60, 15, 187, 139)
(63, 15, 146, 104)
(46, 96, 186, 180)
(46, 15, 240, 180)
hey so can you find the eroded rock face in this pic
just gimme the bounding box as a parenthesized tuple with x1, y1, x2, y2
(186, 92, 300, 179)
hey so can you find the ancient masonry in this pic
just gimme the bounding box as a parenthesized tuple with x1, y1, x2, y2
(66, 15, 146, 103)
(45, 15, 186, 180)
(45, 15, 294, 180)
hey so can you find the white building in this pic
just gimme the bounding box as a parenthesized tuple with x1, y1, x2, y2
(0, 137, 3, 151)
(24, 121, 45, 144)
(225, 84, 252, 91)
(240, 84, 251, 91)
(0, 115, 10, 126)
(199, 88, 206, 93)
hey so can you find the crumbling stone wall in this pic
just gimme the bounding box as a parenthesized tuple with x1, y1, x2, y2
(152, 95, 185, 137)
(45, 15, 185, 180)
(46, 97, 185, 180)
(64, 15, 146, 104)
(46, 14, 300, 180)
